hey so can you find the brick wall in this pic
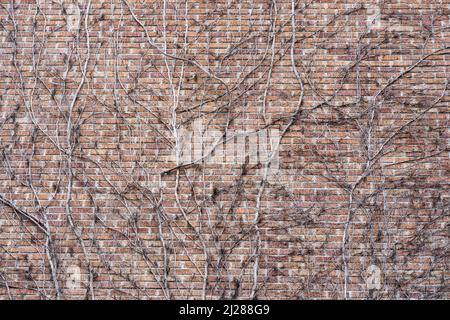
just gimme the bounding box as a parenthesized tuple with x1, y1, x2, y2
(0, 0, 448, 299)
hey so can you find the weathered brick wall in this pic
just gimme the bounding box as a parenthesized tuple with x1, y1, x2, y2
(0, 0, 448, 299)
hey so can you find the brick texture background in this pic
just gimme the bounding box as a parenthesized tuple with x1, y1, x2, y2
(0, 0, 448, 299)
